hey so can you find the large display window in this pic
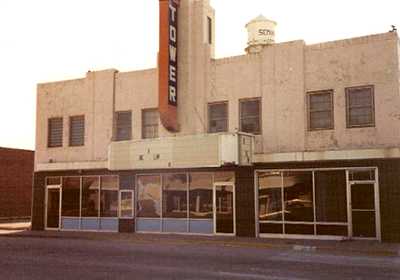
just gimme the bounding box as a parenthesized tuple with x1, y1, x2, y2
(256, 168, 379, 239)
(48, 175, 120, 232)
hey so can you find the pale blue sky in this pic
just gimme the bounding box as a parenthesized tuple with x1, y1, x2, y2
(0, 0, 399, 150)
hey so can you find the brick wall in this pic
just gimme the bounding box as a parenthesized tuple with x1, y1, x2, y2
(0, 147, 34, 218)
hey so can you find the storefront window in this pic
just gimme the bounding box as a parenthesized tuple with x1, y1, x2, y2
(62, 177, 80, 217)
(100, 176, 119, 217)
(163, 174, 188, 218)
(258, 172, 282, 221)
(315, 171, 347, 223)
(189, 173, 213, 219)
(81, 177, 99, 217)
(137, 175, 161, 218)
(283, 171, 314, 222)
(257, 169, 355, 237)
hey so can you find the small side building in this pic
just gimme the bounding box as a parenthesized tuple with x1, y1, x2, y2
(0, 147, 34, 220)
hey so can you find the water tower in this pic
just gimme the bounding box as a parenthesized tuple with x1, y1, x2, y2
(245, 15, 277, 54)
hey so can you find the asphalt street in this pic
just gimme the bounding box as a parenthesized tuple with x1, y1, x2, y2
(0, 235, 399, 280)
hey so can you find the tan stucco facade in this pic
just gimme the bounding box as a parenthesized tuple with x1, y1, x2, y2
(35, 0, 400, 171)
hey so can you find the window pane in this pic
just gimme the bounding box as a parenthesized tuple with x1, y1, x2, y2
(48, 117, 63, 147)
(309, 93, 332, 111)
(116, 111, 132, 141)
(349, 107, 373, 125)
(240, 99, 261, 134)
(100, 190, 118, 217)
(208, 103, 228, 133)
(283, 171, 314, 222)
(209, 120, 227, 133)
(315, 171, 347, 223)
(241, 100, 260, 117)
(81, 177, 99, 217)
(62, 177, 80, 217)
(120, 192, 133, 218)
(310, 111, 332, 130)
(347, 86, 374, 127)
(47, 177, 61, 186)
(214, 171, 235, 183)
(258, 172, 282, 221)
(142, 109, 159, 139)
(351, 184, 375, 210)
(348, 88, 372, 106)
(163, 174, 188, 218)
(241, 117, 260, 134)
(349, 169, 375, 181)
(101, 176, 118, 190)
(69, 116, 85, 146)
(308, 91, 333, 130)
(137, 175, 161, 218)
(189, 173, 213, 219)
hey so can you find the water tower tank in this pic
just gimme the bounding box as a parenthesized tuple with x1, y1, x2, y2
(245, 15, 277, 53)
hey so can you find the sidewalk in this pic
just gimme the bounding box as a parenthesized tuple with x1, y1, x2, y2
(2, 229, 399, 257)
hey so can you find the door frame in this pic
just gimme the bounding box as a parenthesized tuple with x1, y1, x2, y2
(45, 185, 62, 231)
(213, 182, 236, 236)
(346, 169, 381, 241)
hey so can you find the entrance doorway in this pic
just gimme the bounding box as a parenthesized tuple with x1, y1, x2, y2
(349, 182, 380, 239)
(213, 183, 235, 235)
(45, 187, 61, 230)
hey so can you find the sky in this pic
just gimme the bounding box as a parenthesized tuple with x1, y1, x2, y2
(0, 0, 399, 150)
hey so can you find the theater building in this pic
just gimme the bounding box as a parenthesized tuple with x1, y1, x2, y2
(32, 0, 400, 242)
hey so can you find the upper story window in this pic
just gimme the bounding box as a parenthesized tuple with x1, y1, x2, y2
(207, 16, 213, 44)
(142, 109, 159, 139)
(307, 90, 334, 130)
(346, 85, 375, 128)
(48, 117, 63, 148)
(115, 111, 132, 141)
(69, 115, 85, 147)
(240, 98, 261, 135)
(208, 102, 228, 133)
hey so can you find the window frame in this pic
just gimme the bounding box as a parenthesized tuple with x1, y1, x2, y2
(114, 110, 132, 141)
(307, 90, 334, 131)
(345, 85, 375, 128)
(208, 101, 228, 133)
(47, 117, 63, 148)
(119, 190, 135, 219)
(142, 108, 159, 139)
(69, 115, 85, 147)
(239, 98, 262, 135)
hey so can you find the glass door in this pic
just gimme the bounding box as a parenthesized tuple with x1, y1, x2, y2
(350, 183, 377, 239)
(214, 183, 235, 235)
(46, 187, 61, 230)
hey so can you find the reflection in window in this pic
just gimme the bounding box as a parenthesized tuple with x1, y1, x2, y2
(315, 171, 347, 222)
(189, 173, 213, 219)
(283, 171, 314, 222)
(100, 176, 119, 217)
(137, 175, 161, 218)
(214, 171, 235, 183)
(258, 172, 282, 221)
(163, 174, 188, 218)
(81, 177, 99, 217)
(120, 191, 134, 218)
(62, 177, 80, 217)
